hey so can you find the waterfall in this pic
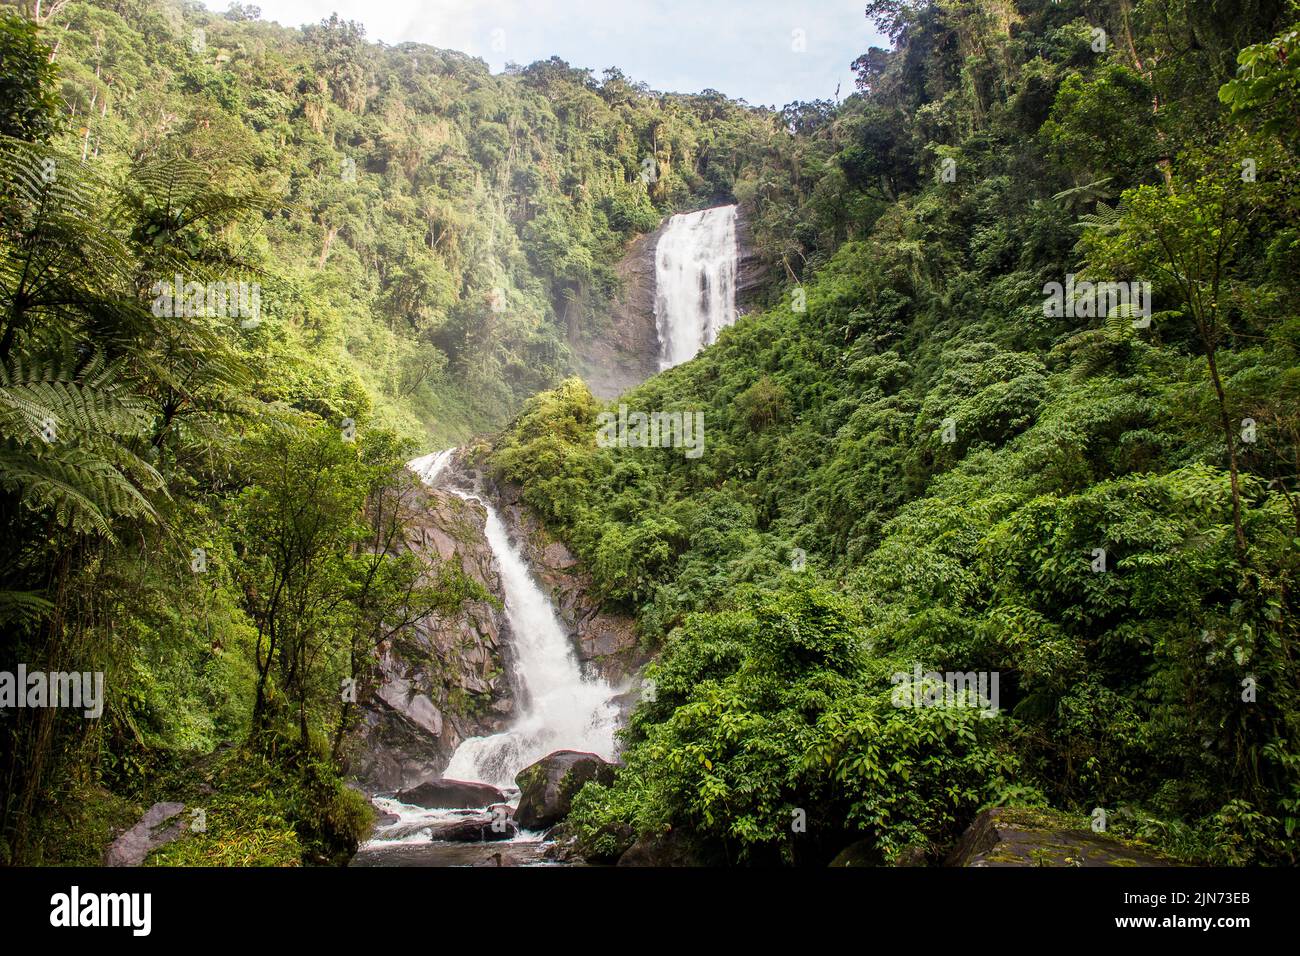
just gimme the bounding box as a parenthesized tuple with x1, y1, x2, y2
(410, 453, 619, 790)
(408, 448, 455, 486)
(655, 204, 738, 370)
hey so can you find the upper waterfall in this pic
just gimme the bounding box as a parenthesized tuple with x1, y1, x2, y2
(654, 204, 738, 370)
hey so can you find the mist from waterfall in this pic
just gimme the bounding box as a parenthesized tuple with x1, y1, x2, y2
(654, 204, 738, 370)
(408, 452, 619, 790)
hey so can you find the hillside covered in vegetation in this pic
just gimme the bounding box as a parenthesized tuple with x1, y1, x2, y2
(1, 0, 1298, 870)
(0, 0, 794, 863)
(492, 0, 1300, 865)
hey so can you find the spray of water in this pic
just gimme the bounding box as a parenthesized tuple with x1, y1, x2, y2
(409, 448, 455, 486)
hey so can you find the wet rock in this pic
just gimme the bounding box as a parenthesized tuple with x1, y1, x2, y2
(514, 750, 617, 831)
(573, 223, 662, 400)
(393, 778, 506, 809)
(104, 802, 186, 866)
(380, 820, 441, 841)
(542, 839, 579, 863)
(485, 473, 648, 685)
(428, 814, 517, 842)
(733, 203, 768, 312)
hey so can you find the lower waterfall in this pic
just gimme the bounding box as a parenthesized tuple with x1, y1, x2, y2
(417, 452, 619, 789)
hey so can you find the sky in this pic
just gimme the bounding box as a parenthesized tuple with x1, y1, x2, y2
(201, 0, 887, 109)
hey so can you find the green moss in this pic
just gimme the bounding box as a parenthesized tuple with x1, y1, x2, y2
(145, 797, 302, 867)
(25, 785, 144, 866)
(138, 743, 371, 866)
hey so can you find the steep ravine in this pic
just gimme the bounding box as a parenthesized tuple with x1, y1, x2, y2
(344, 450, 646, 786)
(457, 450, 650, 689)
(348, 202, 750, 863)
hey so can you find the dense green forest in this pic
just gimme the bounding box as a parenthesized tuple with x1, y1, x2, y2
(0, 0, 797, 863)
(494, 1, 1300, 864)
(2, 0, 1298, 869)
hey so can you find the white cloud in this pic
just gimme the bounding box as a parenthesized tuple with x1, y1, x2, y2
(202, 0, 886, 107)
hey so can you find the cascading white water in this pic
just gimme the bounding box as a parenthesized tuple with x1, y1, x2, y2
(409, 452, 619, 791)
(409, 448, 455, 486)
(655, 204, 738, 370)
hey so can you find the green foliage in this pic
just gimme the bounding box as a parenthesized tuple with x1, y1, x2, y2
(1219, 23, 1300, 148)
(520, 0, 1300, 866)
(567, 580, 1015, 863)
(5, 0, 1300, 869)
(0, 13, 60, 142)
(0, 4, 512, 860)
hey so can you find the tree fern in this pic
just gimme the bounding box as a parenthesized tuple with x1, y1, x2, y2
(0, 346, 162, 538)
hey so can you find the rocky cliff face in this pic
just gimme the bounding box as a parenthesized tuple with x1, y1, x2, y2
(733, 203, 768, 313)
(573, 222, 663, 400)
(495, 480, 648, 686)
(343, 477, 516, 793)
(345, 454, 649, 793)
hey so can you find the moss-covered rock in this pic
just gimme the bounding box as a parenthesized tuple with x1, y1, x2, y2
(945, 808, 1180, 867)
(616, 828, 726, 867)
(514, 750, 617, 831)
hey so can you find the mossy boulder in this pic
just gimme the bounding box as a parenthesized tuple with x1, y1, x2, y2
(513, 750, 616, 831)
(616, 828, 726, 867)
(828, 839, 880, 867)
(945, 808, 1179, 867)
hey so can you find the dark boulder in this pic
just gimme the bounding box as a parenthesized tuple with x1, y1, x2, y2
(616, 828, 722, 867)
(394, 778, 505, 809)
(828, 839, 879, 868)
(514, 750, 616, 830)
(428, 814, 517, 842)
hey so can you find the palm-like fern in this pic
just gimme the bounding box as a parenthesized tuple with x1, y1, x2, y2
(0, 345, 162, 538)
(1051, 176, 1115, 213)
(0, 136, 284, 622)
(0, 138, 164, 626)
(0, 136, 136, 358)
